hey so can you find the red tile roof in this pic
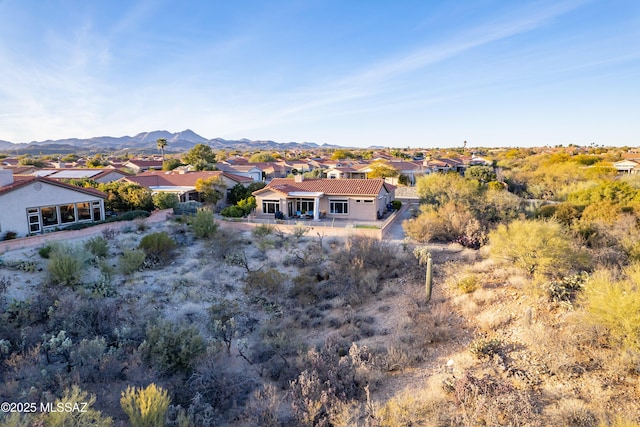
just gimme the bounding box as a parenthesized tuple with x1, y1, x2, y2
(0, 176, 107, 198)
(124, 170, 253, 187)
(257, 178, 395, 197)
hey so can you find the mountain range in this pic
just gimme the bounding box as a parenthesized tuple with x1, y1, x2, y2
(0, 130, 334, 155)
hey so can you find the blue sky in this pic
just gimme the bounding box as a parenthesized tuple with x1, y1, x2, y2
(0, 0, 638, 148)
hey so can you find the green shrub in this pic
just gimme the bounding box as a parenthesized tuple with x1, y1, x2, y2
(138, 232, 177, 264)
(38, 244, 53, 259)
(43, 385, 113, 426)
(221, 205, 246, 218)
(84, 236, 109, 258)
(116, 210, 151, 222)
(245, 269, 288, 295)
(391, 200, 402, 210)
(119, 249, 146, 275)
(152, 192, 179, 210)
(546, 272, 588, 304)
(190, 208, 218, 239)
(47, 243, 86, 286)
(139, 320, 205, 375)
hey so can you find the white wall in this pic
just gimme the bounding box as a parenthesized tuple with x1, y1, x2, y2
(0, 181, 103, 237)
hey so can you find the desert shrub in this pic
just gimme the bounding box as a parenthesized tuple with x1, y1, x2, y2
(292, 223, 311, 240)
(469, 337, 503, 360)
(47, 243, 86, 286)
(84, 236, 109, 258)
(138, 231, 177, 264)
(139, 320, 206, 376)
(546, 272, 588, 305)
(581, 265, 640, 350)
(117, 210, 151, 221)
(152, 191, 179, 210)
(546, 399, 597, 427)
(190, 208, 218, 239)
(221, 205, 245, 217)
(1, 230, 17, 240)
(404, 202, 486, 248)
(121, 383, 170, 427)
(455, 274, 479, 294)
(243, 384, 280, 427)
(43, 385, 113, 426)
(119, 248, 146, 275)
(289, 341, 376, 426)
(376, 387, 451, 426)
(69, 337, 120, 383)
(186, 357, 257, 424)
(208, 300, 241, 353)
(38, 244, 53, 259)
(331, 236, 400, 301)
(173, 200, 202, 215)
(245, 269, 288, 296)
(237, 196, 256, 214)
(253, 223, 275, 238)
(451, 372, 537, 427)
(489, 219, 589, 278)
(391, 200, 402, 210)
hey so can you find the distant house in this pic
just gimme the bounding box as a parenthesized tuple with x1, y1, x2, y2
(123, 170, 254, 202)
(123, 159, 164, 174)
(325, 166, 366, 180)
(614, 159, 640, 174)
(0, 169, 106, 237)
(253, 177, 395, 221)
(32, 168, 129, 183)
(216, 164, 264, 182)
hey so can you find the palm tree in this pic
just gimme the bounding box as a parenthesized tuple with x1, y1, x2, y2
(157, 138, 168, 164)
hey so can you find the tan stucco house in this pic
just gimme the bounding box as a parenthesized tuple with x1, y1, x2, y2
(252, 177, 395, 221)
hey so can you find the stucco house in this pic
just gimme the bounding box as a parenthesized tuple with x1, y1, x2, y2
(252, 177, 395, 221)
(0, 169, 107, 237)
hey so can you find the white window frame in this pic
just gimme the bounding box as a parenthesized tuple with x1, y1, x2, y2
(329, 199, 349, 214)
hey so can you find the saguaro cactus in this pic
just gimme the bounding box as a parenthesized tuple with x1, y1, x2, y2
(413, 246, 433, 302)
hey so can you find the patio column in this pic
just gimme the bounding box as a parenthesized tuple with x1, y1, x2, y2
(313, 196, 320, 221)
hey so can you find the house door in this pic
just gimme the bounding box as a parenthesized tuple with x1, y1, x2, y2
(287, 202, 294, 217)
(27, 208, 41, 234)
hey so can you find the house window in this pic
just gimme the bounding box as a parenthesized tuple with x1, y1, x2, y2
(364, 200, 374, 204)
(262, 200, 280, 214)
(92, 201, 102, 221)
(295, 199, 314, 214)
(41, 206, 58, 227)
(329, 200, 348, 214)
(77, 202, 91, 221)
(60, 204, 76, 224)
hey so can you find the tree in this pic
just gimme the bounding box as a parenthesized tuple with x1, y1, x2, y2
(489, 219, 589, 278)
(366, 161, 399, 179)
(156, 138, 167, 164)
(465, 165, 496, 183)
(98, 181, 154, 212)
(331, 149, 356, 160)
(249, 152, 275, 163)
(152, 192, 179, 210)
(162, 158, 182, 171)
(183, 143, 216, 167)
(195, 176, 227, 205)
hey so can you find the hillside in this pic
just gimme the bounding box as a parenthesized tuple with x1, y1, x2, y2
(0, 130, 329, 155)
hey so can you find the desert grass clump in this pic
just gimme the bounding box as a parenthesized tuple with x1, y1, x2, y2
(546, 398, 597, 427)
(120, 383, 170, 427)
(84, 236, 109, 258)
(469, 337, 503, 360)
(375, 386, 451, 426)
(119, 248, 146, 275)
(47, 243, 86, 286)
(253, 223, 276, 238)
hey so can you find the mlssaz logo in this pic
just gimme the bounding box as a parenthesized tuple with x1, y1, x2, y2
(41, 402, 89, 413)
